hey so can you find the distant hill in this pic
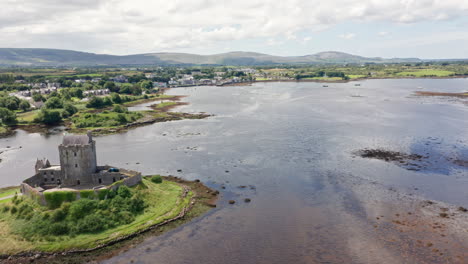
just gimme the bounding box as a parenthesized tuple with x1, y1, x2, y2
(0, 48, 424, 66)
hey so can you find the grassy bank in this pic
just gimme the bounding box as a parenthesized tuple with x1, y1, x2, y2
(0, 126, 11, 137)
(0, 178, 201, 255)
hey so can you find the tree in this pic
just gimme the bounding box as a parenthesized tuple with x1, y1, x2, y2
(63, 103, 78, 117)
(60, 89, 72, 101)
(102, 97, 112, 106)
(116, 113, 128, 124)
(131, 85, 142, 95)
(104, 81, 119, 93)
(139, 80, 153, 90)
(45, 97, 63, 109)
(86, 96, 104, 108)
(19, 100, 30, 112)
(119, 84, 133, 94)
(5, 99, 19, 111)
(111, 93, 122, 104)
(35, 109, 62, 125)
(32, 93, 45, 102)
(0, 107, 17, 125)
(112, 105, 127, 113)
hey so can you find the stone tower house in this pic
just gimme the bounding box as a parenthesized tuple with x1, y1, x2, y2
(58, 131, 97, 186)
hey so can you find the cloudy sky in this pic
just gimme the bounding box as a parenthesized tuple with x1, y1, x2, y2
(1, 0, 468, 58)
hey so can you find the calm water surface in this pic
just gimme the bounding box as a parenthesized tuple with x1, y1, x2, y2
(0, 79, 467, 263)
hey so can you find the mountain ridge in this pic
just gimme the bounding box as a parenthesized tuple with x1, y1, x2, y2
(0, 48, 426, 66)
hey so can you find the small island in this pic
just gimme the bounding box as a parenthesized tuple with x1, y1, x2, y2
(0, 132, 218, 261)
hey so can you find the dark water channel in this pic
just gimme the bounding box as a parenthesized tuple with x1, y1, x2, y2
(0, 79, 467, 263)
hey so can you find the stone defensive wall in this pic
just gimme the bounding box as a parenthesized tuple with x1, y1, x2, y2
(20, 165, 142, 207)
(20, 183, 47, 205)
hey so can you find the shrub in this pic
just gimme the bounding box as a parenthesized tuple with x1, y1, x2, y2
(19, 100, 30, 111)
(151, 175, 163, 184)
(117, 113, 128, 124)
(45, 97, 63, 109)
(117, 186, 132, 199)
(97, 189, 109, 200)
(44, 191, 77, 209)
(49, 222, 70, 236)
(10, 206, 17, 214)
(79, 190, 96, 199)
(86, 96, 111, 108)
(69, 199, 98, 220)
(129, 197, 146, 214)
(77, 214, 106, 233)
(63, 103, 78, 117)
(2, 205, 10, 212)
(35, 109, 62, 125)
(51, 207, 68, 222)
(0, 107, 17, 125)
(112, 104, 127, 113)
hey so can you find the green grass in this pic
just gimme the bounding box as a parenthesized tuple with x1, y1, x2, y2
(0, 187, 20, 199)
(0, 179, 191, 254)
(71, 111, 143, 129)
(347, 74, 366, 79)
(0, 126, 9, 135)
(303, 77, 343, 81)
(396, 69, 455, 77)
(153, 101, 178, 109)
(17, 110, 39, 123)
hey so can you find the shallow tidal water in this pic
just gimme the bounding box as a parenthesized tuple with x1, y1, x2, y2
(1, 79, 468, 263)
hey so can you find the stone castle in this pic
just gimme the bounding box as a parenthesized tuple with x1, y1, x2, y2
(21, 132, 142, 203)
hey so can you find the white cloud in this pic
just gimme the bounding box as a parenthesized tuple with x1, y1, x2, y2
(0, 0, 467, 54)
(378, 31, 389, 37)
(338, 33, 356, 39)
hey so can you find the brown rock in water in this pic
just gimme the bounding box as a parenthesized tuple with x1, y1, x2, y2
(458, 206, 467, 212)
(244, 198, 251, 203)
(228, 200, 235, 204)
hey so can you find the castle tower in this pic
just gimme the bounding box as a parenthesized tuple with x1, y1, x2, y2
(58, 131, 97, 186)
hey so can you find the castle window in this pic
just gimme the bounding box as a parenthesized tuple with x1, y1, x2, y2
(44, 178, 48, 182)
(57, 179, 61, 184)
(112, 177, 116, 183)
(75, 164, 78, 168)
(77, 180, 80, 185)
(51, 171, 54, 175)
(51, 178, 54, 182)
(74, 152, 77, 157)
(98, 178, 102, 184)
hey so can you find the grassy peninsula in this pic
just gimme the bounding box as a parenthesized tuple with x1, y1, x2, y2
(0, 176, 218, 258)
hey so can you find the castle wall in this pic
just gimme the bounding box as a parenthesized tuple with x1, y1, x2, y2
(108, 173, 143, 191)
(58, 142, 97, 186)
(20, 183, 46, 205)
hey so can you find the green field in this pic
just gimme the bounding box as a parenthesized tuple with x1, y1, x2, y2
(71, 111, 143, 129)
(153, 101, 178, 109)
(396, 69, 455, 77)
(0, 187, 20, 204)
(0, 187, 20, 199)
(303, 77, 343, 81)
(17, 110, 39, 123)
(0, 179, 192, 254)
(347, 74, 367, 79)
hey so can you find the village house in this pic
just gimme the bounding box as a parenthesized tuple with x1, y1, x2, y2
(110, 75, 128, 83)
